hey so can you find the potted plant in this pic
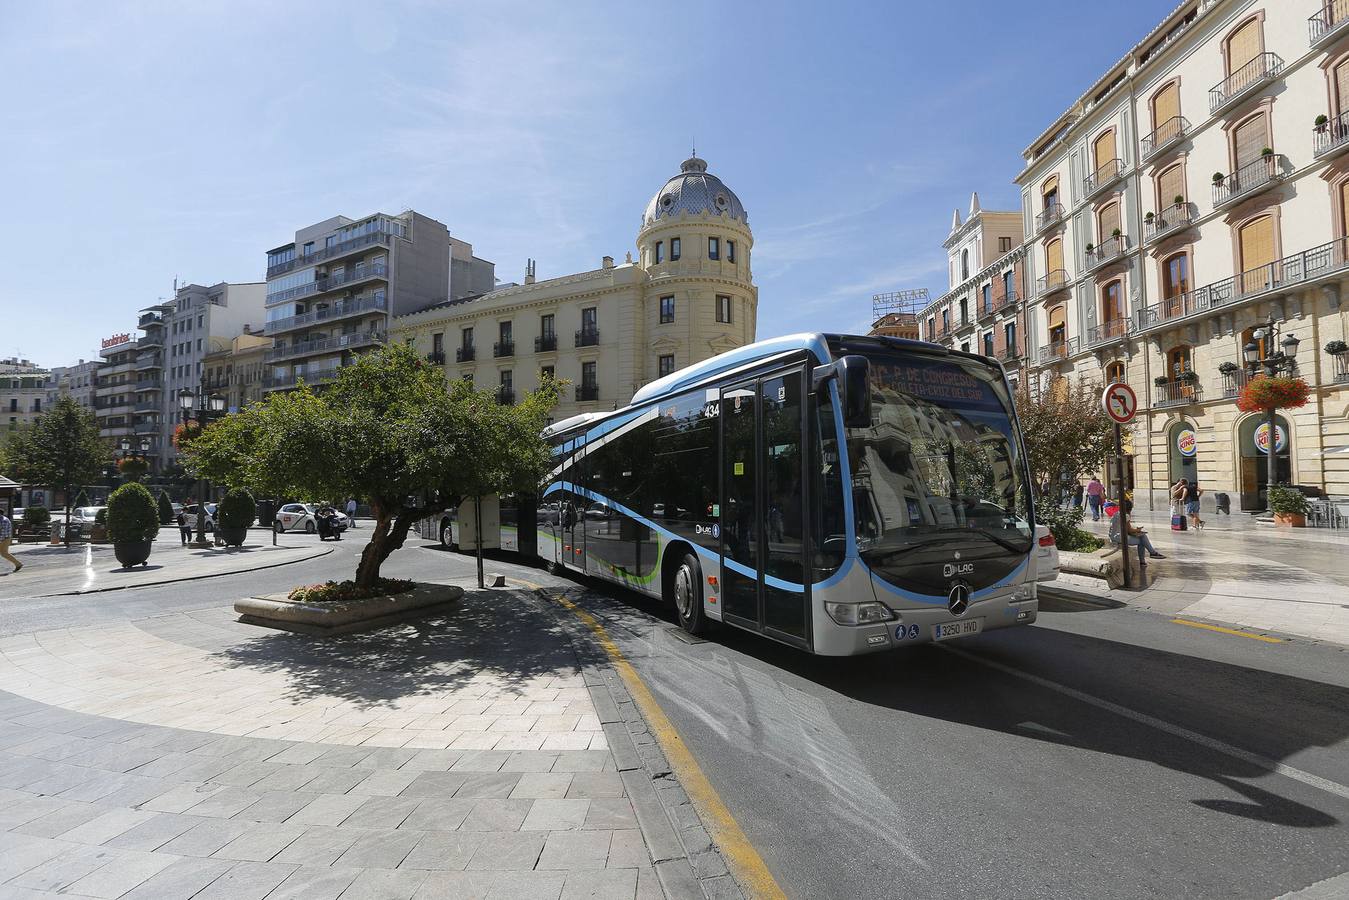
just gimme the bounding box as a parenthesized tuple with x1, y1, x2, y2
(1316, 114, 1329, 131)
(217, 488, 255, 548)
(1261, 146, 1274, 158)
(1111, 227, 1122, 239)
(1212, 172, 1225, 185)
(1085, 242, 1095, 253)
(1154, 374, 1170, 386)
(1267, 484, 1309, 528)
(1176, 370, 1199, 384)
(1145, 212, 1155, 223)
(1174, 194, 1186, 207)
(106, 482, 159, 567)
(1326, 339, 1348, 355)
(1217, 360, 1241, 374)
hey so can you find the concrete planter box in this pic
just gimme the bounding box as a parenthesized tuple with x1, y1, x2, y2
(235, 582, 463, 635)
(1058, 546, 1125, 589)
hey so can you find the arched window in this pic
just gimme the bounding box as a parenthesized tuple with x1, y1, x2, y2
(1045, 238, 1064, 275)
(1226, 17, 1262, 77)
(1158, 164, 1185, 211)
(961, 249, 970, 281)
(1047, 305, 1067, 353)
(1105, 360, 1126, 384)
(1043, 176, 1060, 212)
(1238, 214, 1276, 294)
(1167, 345, 1192, 377)
(1098, 201, 1121, 243)
(1162, 252, 1189, 320)
(1101, 280, 1124, 335)
(1152, 81, 1180, 132)
(1234, 111, 1269, 172)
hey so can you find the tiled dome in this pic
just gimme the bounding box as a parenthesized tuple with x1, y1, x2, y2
(643, 156, 747, 228)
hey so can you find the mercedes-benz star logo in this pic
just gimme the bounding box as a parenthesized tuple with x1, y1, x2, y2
(948, 582, 971, 617)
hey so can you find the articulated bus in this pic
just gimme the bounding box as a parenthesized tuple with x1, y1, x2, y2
(437, 332, 1058, 656)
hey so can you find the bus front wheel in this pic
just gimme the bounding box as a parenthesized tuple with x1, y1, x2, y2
(672, 552, 709, 636)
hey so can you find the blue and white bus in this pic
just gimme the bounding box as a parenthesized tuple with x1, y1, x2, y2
(448, 332, 1057, 655)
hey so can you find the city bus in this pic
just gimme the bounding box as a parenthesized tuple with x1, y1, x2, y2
(441, 332, 1058, 655)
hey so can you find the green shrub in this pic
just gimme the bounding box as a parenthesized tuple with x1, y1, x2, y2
(218, 488, 256, 529)
(287, 578, 414, 604)
(95, 508, 107, 525)
(1267, 484, 1309, 516)
(157, 491, 174, 525)
(22, 506, 51, 527)
(72, 490, 89, 509)
(1034, 495, 1102, 552)
(106, 483, 159, 543)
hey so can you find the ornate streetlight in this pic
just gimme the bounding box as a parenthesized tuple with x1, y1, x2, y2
(1239, 315, 1300, 509)
(178, 387, 226, 548)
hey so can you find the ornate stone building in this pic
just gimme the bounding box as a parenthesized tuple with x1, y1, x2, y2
(392, 155, 757, 422)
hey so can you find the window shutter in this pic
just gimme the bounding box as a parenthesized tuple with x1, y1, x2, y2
(1234, 113, 1267, 169)
(1227, 19, 1261, 73)
(1341, 181, 1349, 238)
(1042, 175, 1059, 198)
(1098, 202, 1120, 238)
(1093, 131, 1116, 173)
(1336, 59, 1349, 115)
(1048, 305, 1066, 330)
(1153, 83, 1179, 128)
(1239, 216, 1276, 271)
(1158, 165, 1185, 207)
(1046, 239, 1063, 273)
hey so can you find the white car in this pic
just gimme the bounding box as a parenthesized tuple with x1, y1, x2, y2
(274, 503, 349, 534)
(71, 506, 107, 525)
(182, 503, 217, 532)
(1033, 524, 1060, 582)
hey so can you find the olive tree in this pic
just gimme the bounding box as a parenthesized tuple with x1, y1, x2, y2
(183, 343, 558, 589)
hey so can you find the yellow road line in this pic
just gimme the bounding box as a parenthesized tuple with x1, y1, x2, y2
(1170, 618, 1283, 643)
(551, 594, 786, 900)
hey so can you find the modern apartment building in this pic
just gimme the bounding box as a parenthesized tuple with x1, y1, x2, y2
(1018, 0, 1349, 510)
(202, 330, 271, 413)
(48, 360, 99, 413)
(1, 359, 52, 433)
(391, 155, 757, 422)
(262, 211, 493, 391)
(95, 332, 140, 449)
(918, 194, 1029, 390)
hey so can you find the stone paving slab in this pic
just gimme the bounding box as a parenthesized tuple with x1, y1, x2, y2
(0, 585, 736, 898)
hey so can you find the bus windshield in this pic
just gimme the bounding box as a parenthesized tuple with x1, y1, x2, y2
(842, 351, 1032, 568)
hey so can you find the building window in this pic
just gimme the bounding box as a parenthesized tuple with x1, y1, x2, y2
(708, 237, 720, 260)
(432, 332, 443, 354)
(658, 354, 676, 377)
(727, 240, 736, 263)
(1043, 176, 1060, 213)
(1004, 321, 1017, 354)
(462, 327, 473, 348)
(926, 317, 935, 340)
(1224, 16, 1263, 78)
(659, 296, 675, 324)
(670, 237, 681, 261)
(1002, 269, 1015, 299)
(1105, 361, 1126, 383)
(582, 307, 597, 332)
(716, 294, 732, 323)
(499, 321, 512, 343)
(940, 309, 949, 333)
(982, 332, 994, 357)
(655, 241, 664, 264)
(960, 342, 971, 354)
(999, 237, 1012, 253)
(981, 284, 991, 314)
(958, 297, 968, 324)
(961, 249, 970, 281)
(582, 361, 597, 390)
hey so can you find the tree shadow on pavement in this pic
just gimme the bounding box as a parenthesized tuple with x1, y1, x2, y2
(215, 589, 580, 709)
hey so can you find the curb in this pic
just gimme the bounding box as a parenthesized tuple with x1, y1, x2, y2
(1038, 584, 1128, 609)
(40, 545, 337, 597)
(536, 587, 743, 900)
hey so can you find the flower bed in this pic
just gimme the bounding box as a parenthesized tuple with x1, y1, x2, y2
(287, 577, 414, 604)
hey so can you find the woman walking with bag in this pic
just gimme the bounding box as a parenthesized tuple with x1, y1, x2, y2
(1170, 479, 1188, 531)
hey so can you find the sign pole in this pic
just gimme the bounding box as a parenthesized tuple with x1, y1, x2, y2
(1114, 422, 1130, 590)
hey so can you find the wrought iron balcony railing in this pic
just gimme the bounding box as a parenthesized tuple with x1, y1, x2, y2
(493, 340, 515, 358)
(1314, 109, 1349, 159)
(1086, 318, 1130, 348)
(1221, 368, 1251, 397)
(987, 290, 1018, 316)
(1209, 53, 1284, 115)
(1037, 336, 1079, 364)
(264, 294, 387, 335)
(496, 387, 515, 405)
(1309, 1, 1349, 47)
(426, 351, 445, 365)
(1153, 379, 1201, 408)
(1212, 154, 1282, 209)
(1035, 269, 1070, 298)
(1332, 351, 1349, 384)
(1140, 116, 1190, 162)
(1143, 203, 1196, 243)
(575, 328, 600, 348)
(576, 384, 599, 402)
(456, 345, 475, 363)
(1035, 203, 1066, 234)
(1085, 236, 1127, 272)
(536, 334, 558, 352)
(1083, 158, 1124, 198)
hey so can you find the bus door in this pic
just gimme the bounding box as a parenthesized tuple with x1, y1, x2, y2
(720, 369, 810, 648)
(554, 436, 585, 570)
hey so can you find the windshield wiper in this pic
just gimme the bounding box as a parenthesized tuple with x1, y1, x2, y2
(933, 525, 1028, 554)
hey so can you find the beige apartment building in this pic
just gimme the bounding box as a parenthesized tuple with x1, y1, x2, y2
(918, 194, 1029, 390)
(202, 329, 271, 413)
(1, 359, 52, 433)
(1019, 0, 1349, 511)
(392, 155, 757, 421)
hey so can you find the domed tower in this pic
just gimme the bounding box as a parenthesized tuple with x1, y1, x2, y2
(636, 155, 756, 378)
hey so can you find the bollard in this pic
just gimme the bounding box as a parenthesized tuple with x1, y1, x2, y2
(488, 573, 507, 588)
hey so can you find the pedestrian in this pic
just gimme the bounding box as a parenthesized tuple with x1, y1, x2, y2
(176, 509, 192, 546)
(0, 510, 21, 574)
(1072, 482, 1085, 509)
(1184, 480, 1205, 530)
(1086, 475, 1105, 521)
(1170, 478, 1189, 531)
(346, 497, 357, 529)
(1109, 499, 1166, 568)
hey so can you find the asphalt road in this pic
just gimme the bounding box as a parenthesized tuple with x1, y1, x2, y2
(3, 536, 1348, 899)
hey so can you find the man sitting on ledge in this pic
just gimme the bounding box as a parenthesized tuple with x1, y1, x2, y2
(1108, 499, 1166, 567)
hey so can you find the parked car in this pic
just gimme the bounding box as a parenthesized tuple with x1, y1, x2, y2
(182, 503, 217, 532)
(10, 508, 25, 522)
(71, 506, 107, 525)
(274, 503, 349, 534)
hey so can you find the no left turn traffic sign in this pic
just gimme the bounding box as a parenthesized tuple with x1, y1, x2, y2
(1102, 382, 1137, 425)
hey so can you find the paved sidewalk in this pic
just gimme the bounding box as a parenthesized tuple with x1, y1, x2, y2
(1055, 507, 1349, 646)
(0, 581, 722, 898)
(0, 540, 333, 600)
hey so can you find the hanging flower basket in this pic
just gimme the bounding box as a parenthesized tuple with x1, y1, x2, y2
(1236, 375, 1310, 413)
(173, 419, 203, 449)
(117, 457, 149, 480)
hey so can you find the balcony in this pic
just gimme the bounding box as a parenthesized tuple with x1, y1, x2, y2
(1221, 368, 1251, 397)
(1137, 236, 1349, 334)
(264, 294, 388, 336)
(1084, 236, 1128, 274)
(135, 354, 163, 371)
(263, 330, 385, 363)
(138, 312, 163, 328)
(1315, 110, 1349, 160)
(954, 314, 976, 335)
(1209, 53, 1284, 116)
(135, 378, 162, 390)
(1153, 379, 1201, 409)
(1309, 2, 1349, 47)
(266, 263, 389, 304)
(1035, 269, 1070, 299)
(133, 401, 159, 413)
(575, 328, 600, 348)
(493, 340, 515, 358)
(576, 384, 599, 402)
(456, 346, 476, 363)
(1083, 158, 1125, 200)
(1140, 116, 1190, 163)
(495, 386, 515, 405)
(1035, 203, 1066, 235)
(1086, 318, 1131, 349)
(136, 335, 162, 350)
(1332, 352, 1349, 384)
(264, 367, 343, 391)
(1038, 337, 1080, 364)
(426, 351, 445, 365)
(535, 334, 558, 353)
(1143, 203, 1196, 244)
(999, 345, 1020, 363)
(987, 290, 1018, 317)
(1213, 154, 1284, 210)
(266, 231, 393, 278)
(932, 324, 950, 342)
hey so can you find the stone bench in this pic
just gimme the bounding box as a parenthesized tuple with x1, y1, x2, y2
(1058, 546, 1125, 590)
(235, 582, 463, 635)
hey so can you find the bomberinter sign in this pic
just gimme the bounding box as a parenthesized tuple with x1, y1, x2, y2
(102, 333, 132, 349)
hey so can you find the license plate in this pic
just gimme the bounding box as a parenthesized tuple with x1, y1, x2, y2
(933, 618, 984, 642)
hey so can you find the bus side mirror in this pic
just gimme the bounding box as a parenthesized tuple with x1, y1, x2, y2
(814, 355, 871, 428)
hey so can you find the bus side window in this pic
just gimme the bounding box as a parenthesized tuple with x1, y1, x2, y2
(812, 390, 846, 578)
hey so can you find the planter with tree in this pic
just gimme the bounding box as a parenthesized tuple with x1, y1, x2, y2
(107, 482, 159, 567)
(1267, 484, 1310, 528)
(1261, 147, 1274, 158)
(1111, 228, 1122, 239)
(1085, 242, 1095, 254)
(1154, 374, 1171, 386)
(217, 488, 255, 547)
(1145, 212, 1155, 224)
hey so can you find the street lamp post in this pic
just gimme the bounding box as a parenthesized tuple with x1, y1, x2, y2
(1240, 315, 1300, 510)
(178, 387, 226, 548)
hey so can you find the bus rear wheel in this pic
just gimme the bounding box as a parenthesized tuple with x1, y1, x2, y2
(672, 552, 708, 636)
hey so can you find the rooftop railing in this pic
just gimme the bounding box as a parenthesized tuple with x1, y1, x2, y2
(1209, 53, 1283, 115)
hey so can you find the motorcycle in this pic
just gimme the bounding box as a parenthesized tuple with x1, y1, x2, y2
(316, 510, 345, 541)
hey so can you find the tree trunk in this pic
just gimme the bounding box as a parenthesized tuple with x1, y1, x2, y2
(353, 504, 438, 589)
(63, 482, 71, 549)
(475, 495, 484, 589)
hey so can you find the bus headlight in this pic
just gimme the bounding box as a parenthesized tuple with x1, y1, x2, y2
(1012, 583, 1036, 602)
(824, 601, 894, 626)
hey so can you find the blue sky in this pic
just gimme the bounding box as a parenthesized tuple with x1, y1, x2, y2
(2, 0, 1180, 368)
